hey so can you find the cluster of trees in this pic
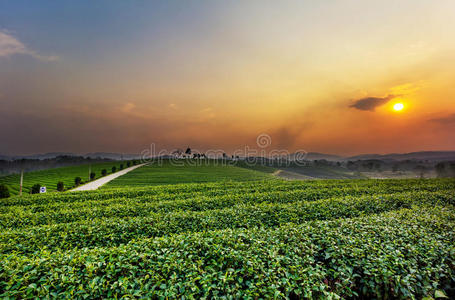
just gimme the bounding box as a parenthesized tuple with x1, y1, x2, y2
(0, 160, 140, 198)
(171, 147, 241, 160)
(0, 156, 113, 176)
(435, 162, 455, 178)
(346, 160, 384, 171)
(73, 160, 139, 188)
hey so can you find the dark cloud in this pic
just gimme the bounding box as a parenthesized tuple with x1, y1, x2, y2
(350, 95, 395, 111)
(429, 113, 455, 125)
(267, 119, 314, 151)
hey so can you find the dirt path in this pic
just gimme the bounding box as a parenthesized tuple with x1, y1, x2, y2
(71, 163, 147, 191)
(272, 169, 315, 180)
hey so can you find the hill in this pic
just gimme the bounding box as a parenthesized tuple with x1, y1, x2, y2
(346, 151, 455, 161)
(104, 159, 273, 188)
(0, 161, 135, 195)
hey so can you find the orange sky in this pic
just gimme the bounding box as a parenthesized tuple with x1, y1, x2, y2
(1, 1, 454, 156)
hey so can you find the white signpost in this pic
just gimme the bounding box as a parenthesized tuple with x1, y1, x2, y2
(40, 186, 47, 193)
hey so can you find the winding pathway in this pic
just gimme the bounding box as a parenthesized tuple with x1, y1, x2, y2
(71, 163, 147, 191)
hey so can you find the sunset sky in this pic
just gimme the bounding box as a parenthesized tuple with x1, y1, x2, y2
(1, 0, 454, 156)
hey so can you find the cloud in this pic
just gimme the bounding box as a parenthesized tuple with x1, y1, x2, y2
(429, 113, 455, 125)
(120, 102, 136, 113)
(0, 30, 58, 61)
(350, 95, 395, 111)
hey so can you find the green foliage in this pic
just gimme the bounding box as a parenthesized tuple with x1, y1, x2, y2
(74, 177, 82, 186)
(56, 181, 64, 192)
(0, 162, 129, 195)
(30, 183, 41, 194)
(0, 178, 454, 298)
(101, 169, 107, 176)
(105, 160, 272, 188)
(119, 164, 124, 170)
(0, 184, 9, 199)
(127, 161, 131, 167)
(90, 172, 95, 180)
(111, 166, 116, 173)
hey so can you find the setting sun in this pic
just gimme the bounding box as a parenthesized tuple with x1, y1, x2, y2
(393, 103, 404, 111)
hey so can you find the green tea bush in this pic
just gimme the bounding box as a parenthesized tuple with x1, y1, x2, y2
(0, 184, 9, 199)
(30, 183, 41, 194)
(0, 207, 453, 299)
(56, 181, 64, 192)
(0, 178, 454, 298)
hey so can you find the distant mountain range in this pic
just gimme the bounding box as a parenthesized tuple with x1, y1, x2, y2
(1, 151, 454, 162)
(0, 152, 143, 161)
(344, 151, 455, 162)
(291, 151, 455, 162)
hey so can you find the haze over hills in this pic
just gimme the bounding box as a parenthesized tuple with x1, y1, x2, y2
(0, 152, 142, 161)
(345, 151, 455, 162)
(1, 151, 454, 162)
(294, 152, 343, 161)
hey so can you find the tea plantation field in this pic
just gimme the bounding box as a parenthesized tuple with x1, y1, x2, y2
(0, 161, 135, 195)
(0, 169, 454, 298)
(104, 160, 273, 188)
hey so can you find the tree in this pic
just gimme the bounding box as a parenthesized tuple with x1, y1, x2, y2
(0, 184, 10, 198)
(31, 184, 41, 194)
(90, 172, 96, 180)
(101, 169, 107, 176)
(435, 162, 446, 178)
(414, 165, 427, 179)
(172, 149, 183, 157)
(127, 161, 131, 167)
(185, 147, 191, 155)
(392, 164, 399, 173)
(75, 177, 82, 186)
(112, 166, 117, 173)
(119, 164, 124, 170)
(57, 181, 64, 192)
(449, 162, 455, 178)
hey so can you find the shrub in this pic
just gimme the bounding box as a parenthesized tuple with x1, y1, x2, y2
(75, 177, 82, 186)
(90, 172, 96, 181)
(57, 181, 64, 192)
(101, 169, 107, 176)
(127, 162, 131, 167)
(31, 184, 41, 194)
(112, 166, 117, 173)
(119, 164, 124, 170)
(0, 184, 10, 199)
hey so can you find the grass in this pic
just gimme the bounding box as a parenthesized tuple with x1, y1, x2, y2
(104, 159, 273, 188)
(0, 161, 133, 195)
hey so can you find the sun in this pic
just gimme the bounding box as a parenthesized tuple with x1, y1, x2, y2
(393, 103, 404, 111)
